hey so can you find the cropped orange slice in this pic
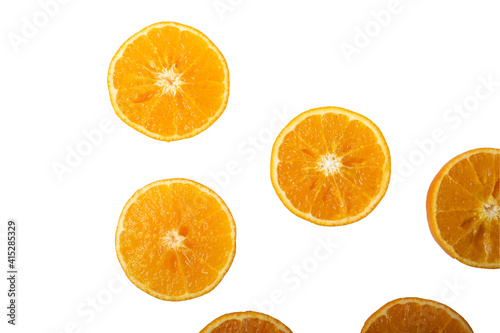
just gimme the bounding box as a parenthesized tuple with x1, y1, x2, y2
(115, 178, 236, 301)
(271, 106, 390, 226)
(361, 297, 473, 333)
(108, 22, 230, 141)
(200, 311, 293, 333)
(426, 148, 500, 268)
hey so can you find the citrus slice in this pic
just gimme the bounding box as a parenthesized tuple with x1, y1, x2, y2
(108, 22, 230, 141)
(270, 106, 391, 226)
(361, 297, 473, 333)
(200, 311, 293, 333)
(426, 147, 500, 269)
(115, 178, 236, 301)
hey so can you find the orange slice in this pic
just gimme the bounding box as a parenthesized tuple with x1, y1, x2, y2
(426, 147, 500, 268)
(200, 311, 293, 333)
(361, 297, 474, 333)
(270, 106, 391, 226)
(115, 178, 236, 301)
(108, 22, 230, 141)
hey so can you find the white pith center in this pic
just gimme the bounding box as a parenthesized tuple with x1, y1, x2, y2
(156, 66, 184, 96)
(483, 199, 499, 220)
(317, 153, 342, 175)
(162, 230, 186, 250)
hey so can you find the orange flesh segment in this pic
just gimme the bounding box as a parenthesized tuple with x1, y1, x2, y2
(116, 179, 235, 300)
(108, 22, 229, 141)
(362, 298, 473, 333)
(429, 149, 500, 268)
(210, 318, 278, 333)
(272, 108, 390, 225)
(201, 311, 292, 333)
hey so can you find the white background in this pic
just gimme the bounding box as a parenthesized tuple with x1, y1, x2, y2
(1, 0, 500, 332)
